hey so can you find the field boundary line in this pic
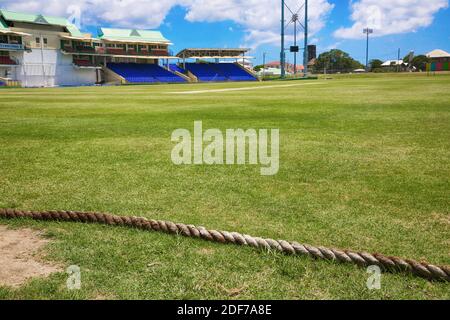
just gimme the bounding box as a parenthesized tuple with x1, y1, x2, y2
(166, 82, 326, 94)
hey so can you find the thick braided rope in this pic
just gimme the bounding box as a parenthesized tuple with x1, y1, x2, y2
(1, 208, 449, 282)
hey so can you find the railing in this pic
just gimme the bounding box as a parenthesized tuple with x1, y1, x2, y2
(61, 45, 169, 57)
(73, 59, 97, 67)
(62, 46, 96, 54)
(0, 56, 17, 65)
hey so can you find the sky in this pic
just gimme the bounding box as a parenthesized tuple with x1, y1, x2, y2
(1, 0, 449, 65)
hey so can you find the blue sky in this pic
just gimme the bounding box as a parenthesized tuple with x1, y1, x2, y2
(155, 3, 450, 65)
(2, 0, 449, 64)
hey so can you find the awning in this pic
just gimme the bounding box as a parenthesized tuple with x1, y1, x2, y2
(60, 35, 97, 41)
(0, 30, 31, 36)
(101, 38, 172, 45)
(187, 56, 254, 59)
(61, 50, 178, 59)
(176, 48, 251, 59)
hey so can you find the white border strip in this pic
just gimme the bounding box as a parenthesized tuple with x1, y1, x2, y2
(167, 82, 326, 95)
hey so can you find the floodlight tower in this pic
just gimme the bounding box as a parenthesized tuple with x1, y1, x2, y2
(281, 0, 309, 78)
(303, 0, 309, 76)
(363, 28, 374, 71)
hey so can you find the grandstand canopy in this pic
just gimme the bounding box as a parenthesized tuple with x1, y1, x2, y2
(176, 48, 251, 59)
(98, 28, 172, 44)
(0, 9, 84, 37)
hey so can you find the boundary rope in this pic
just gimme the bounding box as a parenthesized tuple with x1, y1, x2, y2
(1, 208, 448, 282)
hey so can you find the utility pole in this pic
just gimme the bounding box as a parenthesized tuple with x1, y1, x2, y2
(397, 48, 401, 72)
(363, 28, 373, 71)
(303, 0, 309, 77)
(280, 0, 286, 78)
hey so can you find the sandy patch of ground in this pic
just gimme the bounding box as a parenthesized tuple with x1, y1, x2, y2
(0, 225, 60, 287)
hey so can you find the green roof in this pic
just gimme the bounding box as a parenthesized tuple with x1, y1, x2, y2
(0, 17, 9, 31)
(0, 9, 83, 37)
(98, 28, 170, 43)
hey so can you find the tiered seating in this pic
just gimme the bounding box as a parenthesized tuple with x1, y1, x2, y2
(184, 63, 228, 81)
(0, 56, 16, 65)
(107, 63, 186, 83)
(213, 63, 257, 81)
(169, 64, 185, 74)
(185, 63, 256, 82)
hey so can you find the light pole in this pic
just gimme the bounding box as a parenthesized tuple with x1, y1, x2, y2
(280, 0, 286, 78)
(363, 28, 373, 71)
(293, 14, 298, 75)
(262, 52, 267, 79)
(303, 0, 308, 77)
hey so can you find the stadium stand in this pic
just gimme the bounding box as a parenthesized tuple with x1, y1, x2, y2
(169, 64, 185, 74)
(107, 63, 186, 83)
(213, 63, 257, 81)
(184, 63, 256, 82)
(184, 63, 228, 82)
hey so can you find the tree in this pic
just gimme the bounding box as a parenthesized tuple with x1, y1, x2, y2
(253, 65, 264, 72)
(411, 55, 430, 71)
(369, 59, 383, 71)
(401, 54, 430, 71)
(313, 49, 364, 73)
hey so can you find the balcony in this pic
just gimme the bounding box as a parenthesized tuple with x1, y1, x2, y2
(73, 58, 97, 68)
(62, 45, 96, 54)
(61, 45, 170, 57)
(0, 56, 17, 65)
(106, 48, 168, 57)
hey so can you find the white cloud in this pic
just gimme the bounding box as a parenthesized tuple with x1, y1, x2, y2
(183, 0, 334, 48)
(2, 0, 180, 28)
(0, 0, 334, 49)
(334, 0, 449, 39)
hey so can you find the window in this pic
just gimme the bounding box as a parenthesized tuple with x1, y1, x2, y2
(35, 37, 41, 45)
(43, 38, 48, 47)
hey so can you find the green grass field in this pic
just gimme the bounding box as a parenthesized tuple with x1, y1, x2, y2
(0, 73, 449, 300)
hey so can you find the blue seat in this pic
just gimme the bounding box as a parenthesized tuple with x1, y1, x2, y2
(212, 63, 257, 81)
(184, 63, 228, 82)
(107, 63, 186, 83)
(169, 64, 185, 74)
(185, 63, 256, 82)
